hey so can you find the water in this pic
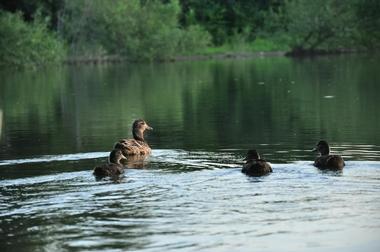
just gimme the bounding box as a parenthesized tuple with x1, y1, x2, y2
(1, 54, 380, 251)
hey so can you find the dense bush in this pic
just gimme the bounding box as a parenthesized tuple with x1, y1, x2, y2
(284, 0, 358, 53)
(0, 0, 379, 66)
(356, 0, 380, 49)
(0, 10, 65, 67)
(60, 0, 210, 60)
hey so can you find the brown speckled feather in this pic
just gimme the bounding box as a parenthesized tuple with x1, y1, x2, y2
(114, 119, 153, 156)
(117, 139, 151, 156)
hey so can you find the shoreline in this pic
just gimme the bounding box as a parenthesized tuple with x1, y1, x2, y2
(63, 49, 373, 65)
(63, 51, 287, 65)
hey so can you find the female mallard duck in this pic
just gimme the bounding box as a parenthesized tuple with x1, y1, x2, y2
(312, 140, 345, 170)
(114, 119, 153, 156)
(242, 149, 272, 176)
(93, 149, 126, 177)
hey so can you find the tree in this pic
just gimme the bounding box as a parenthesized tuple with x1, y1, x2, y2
(356, 0, 380, 49)
(284, 0, 357, 54)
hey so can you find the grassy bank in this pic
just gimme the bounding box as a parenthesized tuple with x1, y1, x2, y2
(64, 37, 290, 64)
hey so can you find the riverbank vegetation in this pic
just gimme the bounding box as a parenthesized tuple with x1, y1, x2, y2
(0, 0, 379, 66)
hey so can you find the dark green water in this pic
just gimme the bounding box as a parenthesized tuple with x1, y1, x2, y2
(0, 54, 380, 251)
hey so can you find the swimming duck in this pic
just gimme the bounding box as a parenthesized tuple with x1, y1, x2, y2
(93, 149, 127, 177)
(114, 119, 153, 156)
(242, 149, 273, 176)
(312, 140, 345, 170)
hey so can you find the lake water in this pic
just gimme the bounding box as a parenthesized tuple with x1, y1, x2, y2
(1, 54, 380, 251)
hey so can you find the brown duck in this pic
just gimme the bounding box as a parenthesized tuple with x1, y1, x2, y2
(93, 149, 127, 177)
(242, 149, 273, 176)
(114, 119, 153, 156)
(312, 140, 345, 170)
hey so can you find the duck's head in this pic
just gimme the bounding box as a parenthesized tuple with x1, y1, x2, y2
(312, 140, 330, 155)
(109, 149, 127, 164)
(244, 149, 261, 161)
(132, 119, 153, 141)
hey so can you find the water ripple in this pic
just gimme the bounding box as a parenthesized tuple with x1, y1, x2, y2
(1, 150, 380, 252)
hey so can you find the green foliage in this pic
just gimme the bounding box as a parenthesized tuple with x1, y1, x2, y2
(356, 0, 380, 49)
(60, 0, 210, 60)
(0, 0, 64, 29)
(282, 0, 358, 52)
(178, 25, 212, 53)
(178, 0, 284, 45)
(250, 37, 290, 52)
(0, 0, 379, 67)
(0, 10, 65, 67)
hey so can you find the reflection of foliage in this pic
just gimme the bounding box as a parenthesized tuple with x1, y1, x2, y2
(0, 68, 67, 132)
(1, 57, 380, 156)
(0, 109, 2, 139)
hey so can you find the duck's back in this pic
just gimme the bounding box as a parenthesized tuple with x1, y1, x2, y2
(242, 160, 272, 176)
(93, 163, 124, 177)
(117, 139, 151, 156)
(314, 155, 345, 170)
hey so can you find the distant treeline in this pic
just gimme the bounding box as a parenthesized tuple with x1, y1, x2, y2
(0, 0, 379, 66)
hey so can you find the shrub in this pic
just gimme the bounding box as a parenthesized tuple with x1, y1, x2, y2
(60, 0, 211, 61)
(0, 11, 65, 67)
(284, 0, 357, 52)
(177, 25, 211, 53)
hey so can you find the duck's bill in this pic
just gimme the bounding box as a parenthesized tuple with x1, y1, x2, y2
(146, 125, 153, 130)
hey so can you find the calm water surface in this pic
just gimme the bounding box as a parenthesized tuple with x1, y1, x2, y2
(0, 54, 380, 251)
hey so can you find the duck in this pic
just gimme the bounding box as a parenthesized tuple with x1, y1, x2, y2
(242, 149, 273, 176)
(114, 119, 153, 156)
(93, 149, 127, 177)
(312, 140, 345, 170)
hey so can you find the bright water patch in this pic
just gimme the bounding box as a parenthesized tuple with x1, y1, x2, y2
(1, 150, 380, 252)
(1, 55, 380, 251)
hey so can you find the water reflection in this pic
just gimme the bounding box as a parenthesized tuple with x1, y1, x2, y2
(1, 55, 380, 251)
(0, 109, 2, 140)
(122, 155, 149, 169)
(0, 55, 379, 161)
(0, 149, 379, 251)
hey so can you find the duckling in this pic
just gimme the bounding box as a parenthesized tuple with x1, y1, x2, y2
(114, 119, 153, 156)
(242, 149, 272, 176)
(312, 140, 345, 170)
(93, 149, 127, 177)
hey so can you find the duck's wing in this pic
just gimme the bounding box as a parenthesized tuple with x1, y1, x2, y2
(117, 139, 151, 155)
(326, 155, 345, 169)
(93, 164, 124, 177)
(257, 160, 272, 172)
(93, 164, 109, 176)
